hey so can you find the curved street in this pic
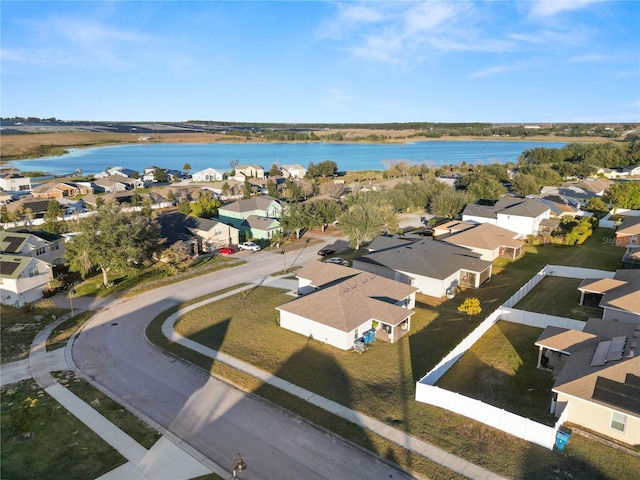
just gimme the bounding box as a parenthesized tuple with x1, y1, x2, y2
(71, 241, 417, 480)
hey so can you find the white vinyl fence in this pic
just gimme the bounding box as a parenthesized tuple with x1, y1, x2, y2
(415, 264, 614, 449)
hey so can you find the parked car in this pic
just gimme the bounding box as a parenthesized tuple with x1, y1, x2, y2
(218, 246, 236, 255)
(324, 257, 350, 266)
(317, 247, 336, 256)
(238, 241, 261, 252)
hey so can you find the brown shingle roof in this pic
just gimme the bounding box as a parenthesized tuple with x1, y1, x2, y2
(444, 223, 523, 251)
(279, 267, 418, 332)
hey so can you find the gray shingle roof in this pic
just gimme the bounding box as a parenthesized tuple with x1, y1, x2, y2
(355, 238, 492, 279)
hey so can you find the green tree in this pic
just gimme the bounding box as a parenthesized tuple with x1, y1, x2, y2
(65, 203, 162, 286)
(280, 202, 310, 239)
(458, 297, 482, 322)
(243, 179, 253, 199)
(511, 174, 541, 197)
(429, 188, 473, 219)
(310, 199, 341, 231)
(604, 182, 640, 209)
(266, 179, 278, 198)
(0, 204, 10, 224)
(190, 193, 221, 218)
(269, 163, 282, 177)
(339, 193, 397, 249)
(178, 197, 192, 215)
(153, 168, 167, 183)
(466, 175, 506, 201)
(182, 162, 192, 177)
(222, 182, 231, 198)
(42, 200, 65, 234)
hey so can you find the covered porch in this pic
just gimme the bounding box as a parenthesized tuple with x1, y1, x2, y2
(534, 326, 596, 372)
(459, 265, 492, 289)
(373, 315, 412, 344)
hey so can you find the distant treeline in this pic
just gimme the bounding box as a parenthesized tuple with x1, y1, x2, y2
(191, 120, 637, 140)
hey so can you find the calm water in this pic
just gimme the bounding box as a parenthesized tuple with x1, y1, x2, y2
(7, 140, 567, 175)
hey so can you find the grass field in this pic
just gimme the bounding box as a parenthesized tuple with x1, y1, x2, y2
(146, 226, 640, 479)
(0, 305, 69, 364)
(514, 276, 604, 320)
(437, 321, 557, 424)
(52, 371, 162, 449)
(1, 379, 125, 480)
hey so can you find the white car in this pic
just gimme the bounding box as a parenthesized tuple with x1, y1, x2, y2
(324, 257, 349, 266)
(238, 241, 261, 252)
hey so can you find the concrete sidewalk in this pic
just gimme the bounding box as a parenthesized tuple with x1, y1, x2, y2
(162, 277, 507, 480)
(4, 311, 218, 480)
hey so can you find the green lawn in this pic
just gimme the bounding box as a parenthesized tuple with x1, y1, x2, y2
(1, 379, 125, 480)
(46, 311, 94, 352)
(149, 226, 640, 479)
(52, 371, 162, 449)
(514, 276, 603, 320)
(437, 321, 556, 424)
(0, 305, 69, 364)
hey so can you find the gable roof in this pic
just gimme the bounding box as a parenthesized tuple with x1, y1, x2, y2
(367, 235, 414, 252)
(0, 254, 46, 279)
(543, 318, 640, 417)
(0, 231, 28, 253)
(219, 196, 280, 214)
(355, 237, 492, 280)
(279, 264, 418, 332)
(463, 197, 549, 220)
(5, 198, 51, 215)
(241, 215, 280, 231)
(616, 216, 640, 236)
(156, 210, 198, 246)
(296, 261, 358, 288)
(443, 223, 522, 251)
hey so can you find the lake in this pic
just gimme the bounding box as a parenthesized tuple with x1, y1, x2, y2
(7, 140, 567, 175)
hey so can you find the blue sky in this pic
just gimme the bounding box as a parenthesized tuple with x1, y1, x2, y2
(2, 1, 639, 123)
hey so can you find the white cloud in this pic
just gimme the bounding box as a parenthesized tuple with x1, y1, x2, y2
(568, 53, 607, 63)
(470, 65, 511, 78)
(529, 0, 604, 18)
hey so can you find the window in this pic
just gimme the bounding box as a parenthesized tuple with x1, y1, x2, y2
(611, 411, 626, 432)
(28, 266, 39, 277)
(214, 228, 222, 235)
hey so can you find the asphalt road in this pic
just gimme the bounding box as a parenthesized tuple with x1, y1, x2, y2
(72, 242, 416, 480)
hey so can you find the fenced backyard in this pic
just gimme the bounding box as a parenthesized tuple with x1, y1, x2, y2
(415, 265, 614, 450)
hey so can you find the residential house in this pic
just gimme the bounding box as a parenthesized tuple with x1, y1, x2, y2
(277, 262, 419, 350)
(432, 220, 476, 239)
(31, 181, 92, 199)
(462, 197, 551, 238)
(0, 254, 53, 307)
(1, 230, 66, 265)
(536, 195, 589, 219)
(93, 175, 135, 193)
(94, 166, 139, 179)
(353, 237, 493, 298)
(185, 216, 239, 252)
(621, 246, 640, 269)
(621, 164, 640, 176)
(155, 210, 199, 256)
(218, 196, 282, 240)
(442, 223, 524, 261)
(534, 319, 639, 446)
(0, 173, 31, 192)
(541, 179, 612, 207)
(6, 198, 53, 220)
(191, 168, 226, 182)
(614, 216, 640, 247)
(578, 270, 640, 324)
(232, 164, 265, 180)
(280, 164, 307, 179)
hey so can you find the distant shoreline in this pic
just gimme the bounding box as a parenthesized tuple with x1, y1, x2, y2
(0, 130, 615, 165)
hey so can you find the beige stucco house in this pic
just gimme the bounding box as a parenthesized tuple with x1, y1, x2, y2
(535, 319, 639, 446)
(277, 262, 418, 350)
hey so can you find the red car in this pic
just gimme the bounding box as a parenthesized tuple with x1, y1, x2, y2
(218, 246, 236, 255)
